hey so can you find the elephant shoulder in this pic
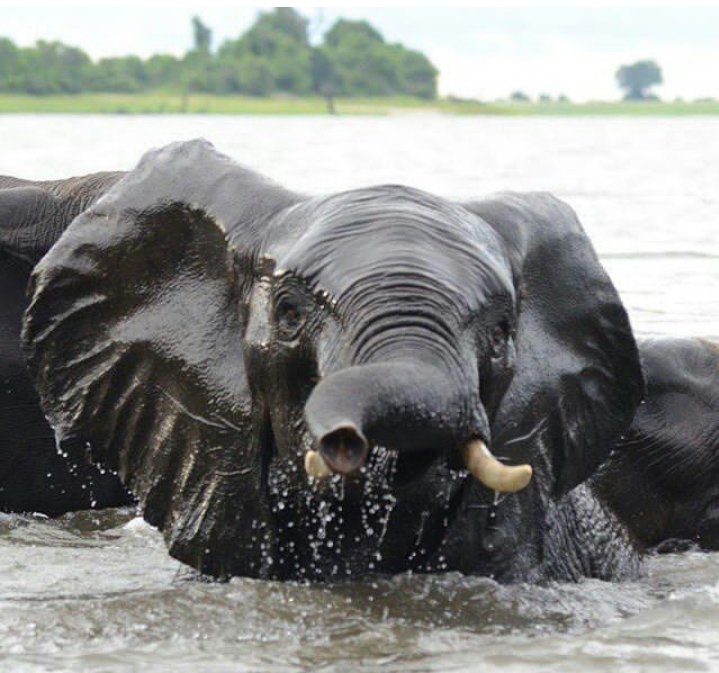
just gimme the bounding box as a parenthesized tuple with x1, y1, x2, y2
(0, 184, 58, 224)
(595, 337, 719, 548)
(639, 336, 719, 393)
(0, 185, 60, 264)
(632, 337, 719, 471)
(0, 171, 124, 265)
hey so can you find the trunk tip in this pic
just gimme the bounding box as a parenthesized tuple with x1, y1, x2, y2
(319, 423, 369, 475)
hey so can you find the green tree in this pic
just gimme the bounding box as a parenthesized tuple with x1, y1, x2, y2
(615, 60, 662, 100)
(322, 20, 396, 96)
(510, 90, 530, 102)
(218, 8, 313, 95)
(311, 47, 339, 113)
(235, 56, 274, 95)
(192, 16, 212, 54)
(87, 56, 146, 92)
(252, 7, 309, 46)
(394, 46, 437, 99)
(144, 54, 182, 89)
(324, 19, 383, 48)
(0, 38, 21, 91)
(21, 40, 92, 94)
(0, 9, 439, 100)
(181, 50, 211, 92)
(321, 19, 437, 98)
(182, 16, 214, 94)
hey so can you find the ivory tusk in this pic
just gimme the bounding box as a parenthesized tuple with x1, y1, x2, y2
(304, 450, 333, 480)
(463, 439, 532, 493)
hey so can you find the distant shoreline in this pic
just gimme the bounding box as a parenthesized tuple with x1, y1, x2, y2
(1, 93, 718, 116)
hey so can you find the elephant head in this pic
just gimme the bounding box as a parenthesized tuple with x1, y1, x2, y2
(23, 140, 643, 580)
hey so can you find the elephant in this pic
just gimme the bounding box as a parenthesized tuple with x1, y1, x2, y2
(595, 337, 719, 553)
(14, 139, 648, 583)
(0, 171, 131, 515)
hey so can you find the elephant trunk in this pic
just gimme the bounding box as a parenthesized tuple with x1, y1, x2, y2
(304, 359, 483, 475)
(304, 360, 533, 492)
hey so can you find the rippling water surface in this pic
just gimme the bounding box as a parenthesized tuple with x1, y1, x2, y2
(1, 114, 718, 672)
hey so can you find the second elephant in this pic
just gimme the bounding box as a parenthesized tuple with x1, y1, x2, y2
(596, 337, 719, 552)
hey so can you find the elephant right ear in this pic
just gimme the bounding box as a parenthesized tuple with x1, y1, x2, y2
(466, 193, 644, 497)
(23, 140, 302, 577)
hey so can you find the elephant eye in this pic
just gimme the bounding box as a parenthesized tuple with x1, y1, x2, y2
(490, 321, 509, 357)
(275, 296, 307, 338)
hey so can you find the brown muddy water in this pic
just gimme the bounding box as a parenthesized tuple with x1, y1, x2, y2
(1, 115, 718, 672)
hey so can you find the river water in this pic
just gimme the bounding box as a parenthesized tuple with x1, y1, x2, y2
(0, 114, 718, 672)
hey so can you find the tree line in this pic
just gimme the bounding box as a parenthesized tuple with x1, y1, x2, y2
(0, 8, 438, 101)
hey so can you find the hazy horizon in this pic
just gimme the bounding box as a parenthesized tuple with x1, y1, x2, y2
(2, 6, 718, 102)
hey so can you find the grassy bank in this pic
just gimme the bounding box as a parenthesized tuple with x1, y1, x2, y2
(0, 93, 499, 115)
(0, 92, 718, 116)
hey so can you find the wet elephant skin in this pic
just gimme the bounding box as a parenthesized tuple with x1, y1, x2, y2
(596, 337, 719, 552)
(16, 140, 645, 582)
(0, 172, 131, 515)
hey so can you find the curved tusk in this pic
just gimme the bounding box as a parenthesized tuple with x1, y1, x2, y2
(304, 450, 333, 480)
(463, 439, 532, 493)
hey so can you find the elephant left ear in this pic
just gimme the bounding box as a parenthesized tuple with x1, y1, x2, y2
(466, 193, 644, 497)
(23, 140, 301, 577)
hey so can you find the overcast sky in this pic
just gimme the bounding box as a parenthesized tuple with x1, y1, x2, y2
(2, 6, 717, 101)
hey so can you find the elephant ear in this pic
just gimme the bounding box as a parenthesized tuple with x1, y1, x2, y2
(23, 140, 301, 577)
(466, 193, 644, 496)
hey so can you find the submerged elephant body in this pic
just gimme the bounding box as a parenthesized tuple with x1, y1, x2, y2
(0, 172, 130, 515)
(1, 139, 713, 582)
(596, 337, 719, 552)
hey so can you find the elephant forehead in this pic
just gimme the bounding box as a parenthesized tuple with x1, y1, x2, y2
(274, 186, 513, 301)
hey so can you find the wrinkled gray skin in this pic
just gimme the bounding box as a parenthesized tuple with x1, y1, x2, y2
(596, 337, 719, 553)
(0, 173, 123, 265)
(0, 173, 130, 514)
(18, 140, 647, 582)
